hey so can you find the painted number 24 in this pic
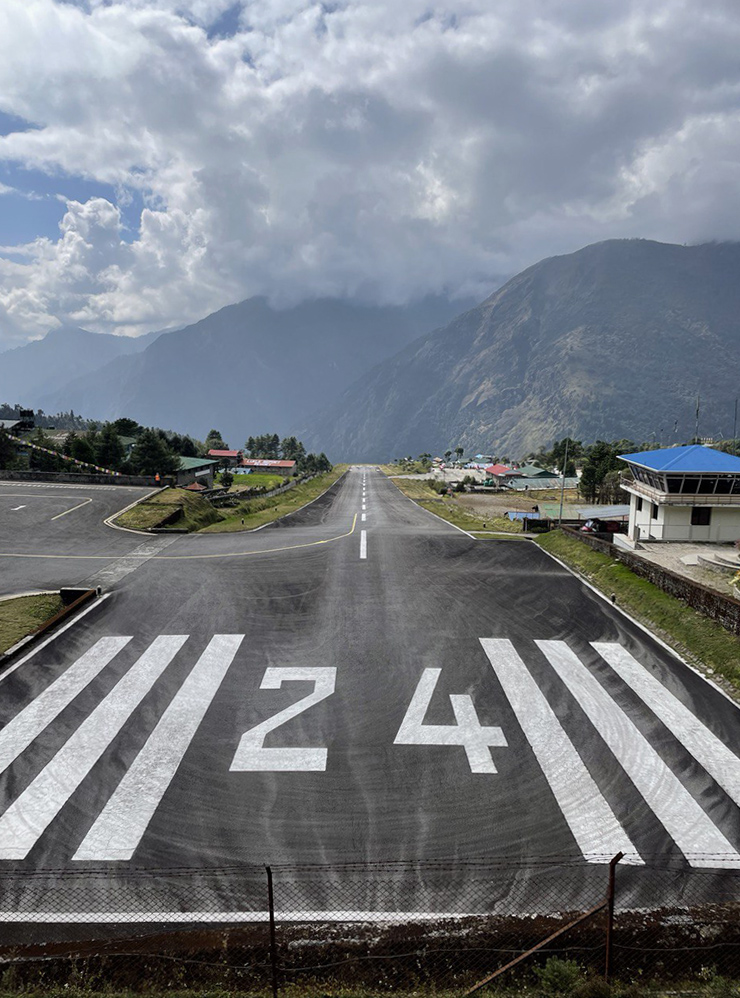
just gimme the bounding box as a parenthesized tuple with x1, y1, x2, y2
(229, 667, 506, 773)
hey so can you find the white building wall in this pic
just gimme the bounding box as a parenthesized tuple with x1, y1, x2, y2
(627, 492, 740, 543)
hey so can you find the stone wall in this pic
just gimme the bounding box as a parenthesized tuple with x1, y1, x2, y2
(560, 526, 740, 635)
(0, 470, 170, 487)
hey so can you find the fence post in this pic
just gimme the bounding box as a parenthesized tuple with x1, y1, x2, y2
(266, 865, 279, 998)
(604, 852, 623, 983)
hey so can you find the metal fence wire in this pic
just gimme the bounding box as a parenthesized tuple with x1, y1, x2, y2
(0, 855, 739, 994)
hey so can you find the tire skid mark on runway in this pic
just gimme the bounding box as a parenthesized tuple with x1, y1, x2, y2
(74, 635, 244, 862)
(0, 635, 188, 860)
(538, 640, 740, 867)
(480, 639, 641, 863)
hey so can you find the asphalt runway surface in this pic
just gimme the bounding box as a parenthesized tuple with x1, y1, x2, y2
(1, 469, 739, 936)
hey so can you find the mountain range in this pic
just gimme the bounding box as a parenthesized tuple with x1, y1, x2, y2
(3, 239, 740, 460)
(302, 239, 740, 460)
(5, 296, 468, 446)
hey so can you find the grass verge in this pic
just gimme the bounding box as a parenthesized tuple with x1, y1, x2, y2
(0, 593, 65, 654)
(389, 476, 523, 534)
(115, 488, 221, 531)
(199, 466, 348, 532)
(537, 529, 740, 695)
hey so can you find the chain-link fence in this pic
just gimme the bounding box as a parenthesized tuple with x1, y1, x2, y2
(0, 855, 739, 994)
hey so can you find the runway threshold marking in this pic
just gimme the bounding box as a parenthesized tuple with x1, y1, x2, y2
(0, 637, 132, 773)
(2, 636, 739, 868)
(74, 635, 244, 861)
(538, 640, 740, 867)
(0, 514, 358, 561)
(593, 642, 740, 803)
(480, 639, 640, 862)
(0, 635, 188, 860)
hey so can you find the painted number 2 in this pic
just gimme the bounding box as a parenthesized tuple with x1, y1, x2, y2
(230, 667, 336, 772)
(394, 668, 507, 773)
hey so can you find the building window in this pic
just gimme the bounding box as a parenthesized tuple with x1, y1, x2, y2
(651, 503, 658, 520)
(691, 507, 711, 526)
(636, 496, 643, 512)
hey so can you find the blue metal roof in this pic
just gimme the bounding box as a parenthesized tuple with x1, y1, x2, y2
(619, 445, 740, 474)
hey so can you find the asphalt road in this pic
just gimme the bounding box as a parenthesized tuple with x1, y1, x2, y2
(1, 469, 739, 932)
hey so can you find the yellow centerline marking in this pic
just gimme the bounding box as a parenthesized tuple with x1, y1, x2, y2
(0, 515, 358, 561)
(51, 498, 94, 520)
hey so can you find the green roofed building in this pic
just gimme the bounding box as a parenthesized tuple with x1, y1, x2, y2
(176, 456, 218, 488)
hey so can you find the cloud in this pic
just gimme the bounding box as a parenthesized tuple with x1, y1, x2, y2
(0, 0, 739, 342)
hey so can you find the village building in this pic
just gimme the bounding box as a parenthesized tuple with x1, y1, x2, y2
(238, 458, 296, 478)
(176, 456, 219, 488)
(207, 448, 242, 467)
(618, 445, 740, 545)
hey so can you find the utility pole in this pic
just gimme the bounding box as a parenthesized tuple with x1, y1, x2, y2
(558, 436, 570, 525)
(695, 395, 700, 443)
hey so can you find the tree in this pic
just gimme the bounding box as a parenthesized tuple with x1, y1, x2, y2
(112, 418, 141, 437)
(205, 428, 228, 451)
(550, 437, 582, 477)
(220, 470, 234, 489)
(454, 446, 464, 462)
(444, 450, 452, 462)
(95, 423, 125, 471)
(0, 429, 16, 469)
(130, 429, 180, 476)
(579, 441, 622, 502)
(28, 428, 65, 472)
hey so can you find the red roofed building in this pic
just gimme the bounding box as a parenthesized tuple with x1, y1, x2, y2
(239, 458, 296, 478)
(485, 463, 513, 478)
(207, 449, 242, 467)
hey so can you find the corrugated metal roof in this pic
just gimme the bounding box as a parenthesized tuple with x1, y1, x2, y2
(576, 505, 631, 519)
(178, 456, 218, 470)
(241, 459, 296, 468)
(207, 449, 240, 458)
(619, 444, 740, 473)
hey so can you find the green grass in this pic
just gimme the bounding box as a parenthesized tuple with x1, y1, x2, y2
(0, 593, 65, 654)
(228, 472, 284, 491)
(537, 530, 740, 694)
(199, 466, 348, 532)
(389, 477, 523, 533)
(115, 488, 221, 531)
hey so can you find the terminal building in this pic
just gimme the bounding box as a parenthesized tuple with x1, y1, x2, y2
(618, 445, 740, 545)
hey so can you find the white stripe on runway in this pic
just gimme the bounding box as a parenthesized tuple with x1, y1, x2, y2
(0, 636, 132, 775)
(593, 642, 740, 805)
(360, 530, 367, 559)
(74, 635, 243, 861)
(361, 512, 366, 522)
(0, 635, 188, 860)
(538, 640, 740, 867)
(480, 639, 640, 863)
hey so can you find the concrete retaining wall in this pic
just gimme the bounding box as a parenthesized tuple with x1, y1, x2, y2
(560, 526, 740, 635)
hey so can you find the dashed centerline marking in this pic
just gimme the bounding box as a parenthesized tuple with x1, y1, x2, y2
(361, 513, 366, 522)
(360, 530, 367, 559)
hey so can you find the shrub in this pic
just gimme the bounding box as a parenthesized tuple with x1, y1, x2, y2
(534, 957, 584, 993)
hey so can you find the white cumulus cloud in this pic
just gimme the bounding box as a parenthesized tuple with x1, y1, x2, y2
(0, 0, 739, 344)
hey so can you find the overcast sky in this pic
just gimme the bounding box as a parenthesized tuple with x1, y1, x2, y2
(1, 0, 739, 347)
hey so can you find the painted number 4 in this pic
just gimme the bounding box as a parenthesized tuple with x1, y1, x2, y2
(394, 669, 507, 773)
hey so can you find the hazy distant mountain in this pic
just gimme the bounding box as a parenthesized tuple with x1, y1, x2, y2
(37, 295, 469, 444)
(0, 326, 160, 409)
(302, 240, 740, 461)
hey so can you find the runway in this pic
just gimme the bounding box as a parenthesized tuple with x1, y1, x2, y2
(0, 469, 739, 934)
